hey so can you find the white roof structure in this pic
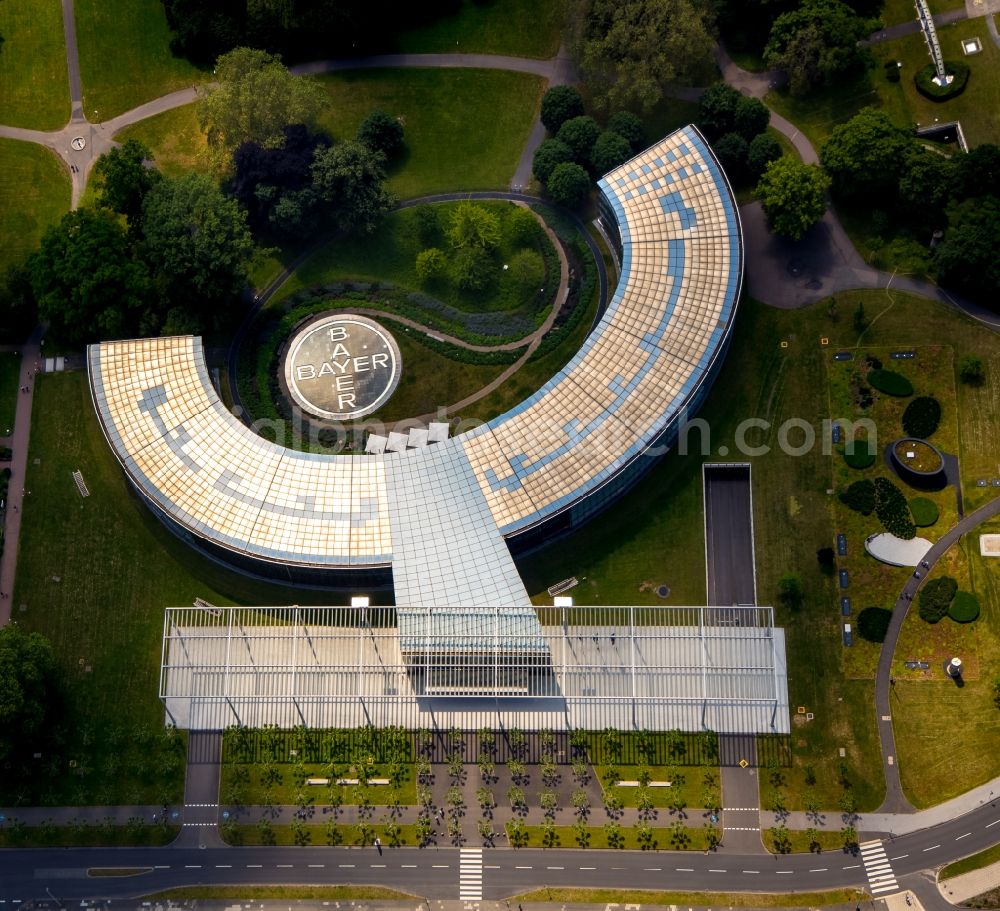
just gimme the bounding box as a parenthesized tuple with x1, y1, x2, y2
(88, 125, 741, 604)
(160, 605, 789, 733)
(865, 533, 933, 567)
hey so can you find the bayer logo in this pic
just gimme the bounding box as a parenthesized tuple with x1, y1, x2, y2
(282, 314, 402, 420)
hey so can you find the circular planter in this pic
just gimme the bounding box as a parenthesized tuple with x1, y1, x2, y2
(889, 437, 947, 489)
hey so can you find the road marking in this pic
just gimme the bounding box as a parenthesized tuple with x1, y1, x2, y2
(516, 865, 533, 869)
(309, 864, 325, 868)
(986, 819, 1000, 828)
(338, 864, 355, 868)
(485, 864, 500, 869)
(215, 865, 232, 869)
(184, 865, 201, 869)
(371, 864, 385, 868)
(402, 864, 417, 868)
(675, 868, 693, 872)
(154, 865, 170, 869)
(809, 867, 827, 872)
(843, 864, 861, 870)
(644, 867, 662, 871)
(247, 864, 262, 868)
(580, 866, 596, 870)
(890, 855, 908, 861)
(709, 869, 727, 873)
(860, 839, 898, 895)
(776, 871, 793, 875)
(459, 847, 483, 901)
(957, 833, 972, 840)
(743, 870, 759, 874)
(547, 866, 564, 870)
(923, 844, 941, 851)
(432, 864, 450, 868)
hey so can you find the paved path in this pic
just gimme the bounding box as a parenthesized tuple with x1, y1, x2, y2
(939, 856, 1000, 903)
(873, 495, 1000, 814)
(0, 327, 45, 625)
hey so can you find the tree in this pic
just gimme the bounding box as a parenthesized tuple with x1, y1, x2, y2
(0, 265, 38, 342)
(935, 196, 1000, 305)
(448, 202, 501, 250)
(540, 85, 585, 133)
(198, 47, 326, 157)
(816, 546, 835, 568)
(504, 207, 540, 248)
(764, 0, 871, 96)
(755, 157, 829, 241)
(452, 247, 494, 292)
(93, 139, 162, 227)
(898, 148, 955, 229)
(533, 139, 575, 184)
(0, 625, 62, 766)
(606, 111, 644, 152)
(142, 173, 255, 322)
(356, 110, 404, 159)
(714, 132, 749, 179)
(697, 83, 743, 140)
(571, 0, 715, 112)
(590, 130, 633, 174)
(778, 572, 804, 610)
(547, 162, 591, 208)
(507, 249, 545, 297)
(747, 132, 782, 178)
(951, 143, 1000, 202)
(415, 247, 447, 281)
(29, 209, 151, 343)
(820, 108, 912, 198)
(310, 140, 396, 234)
(734, 96, 770, 142)
(556, 115, 602, 165)
(958, 355, 985, 385)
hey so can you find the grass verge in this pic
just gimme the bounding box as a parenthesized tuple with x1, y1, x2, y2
(0, 824, 178, 848)
(515, 887, 869, 906)
(144, 886, 415, 900)
(939, 841, 1000, 880)
(505, 822, 714, 851)
(0, 139, 71, 274)
(0, 0, 69, 129)
(0, 351, 21, 433)
(74, 0, 204, 120)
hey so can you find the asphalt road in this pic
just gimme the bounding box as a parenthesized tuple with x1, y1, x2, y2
(4, 796, 1000, 904)
(703, 465, 756, 607)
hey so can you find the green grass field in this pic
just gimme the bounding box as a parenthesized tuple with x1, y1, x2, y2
(315, 68, 543, 198)
(881, 0, 965, 27)
(396, 0, 567, 58)
(74, 0, 204, 120)
(0, 351, 21, 434)
(115, 104, 209, 178)
(518, 887, 868, 907)
(0, 0, 69, 129)
(940, 840, 1000, 880)
(0, 139, 71, 274)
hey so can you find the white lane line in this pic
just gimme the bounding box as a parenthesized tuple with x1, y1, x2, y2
(402, 864, 417, 868)
(515, 865, 533, 869)
(547, 866, 564, 870)
(644, 867, 662, 871)
(709, 869, 728, 873)
(923, 844, 941, 851)
(154, 865, 170, 869)
(339, 864, 355, 868)
(986, 819, 1000, 828)
(485, 865, 500, 869)
(890, 855, 908, 861)
(277, 864, 293, 869)
(843, 864, 861, 870)
(957, 833, 972, 840)
(309, 864, 324, 868)
(776, 871, 794, 875)
(432, 864, 449, 868)
(676, 868, 693, 872)
(215, 865, 232, 869)
(580, 866, 596, 870)
(184, 865, 201, 869)
(809, 868, 828, 872)
(247, 864, 262, 868)
(371, 864, 386, 868)
(743, 870, 760, 874)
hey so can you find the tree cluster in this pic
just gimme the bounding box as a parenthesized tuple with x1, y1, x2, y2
(161, 0, 462, 65)
(918, 576, 958, 623)
(697, 84, 775, 180)
(901, 396, 941, 439)
(0, 625, 63, 768)
(534, 86, 647, 208)
(568, 0, 715, 113)
(820, 109, 1000, 307)
(873, 477, 916, 540)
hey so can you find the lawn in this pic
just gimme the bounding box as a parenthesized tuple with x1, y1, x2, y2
(940, 841, 1000, 880)
(11, 372, 365, 804)
(518, 888, 869, 907)
(892, 526, 1000, 808)
(115, 104, 209, 178)
(507, 821, 714, 851)
(0, 0, 69, 129)
(0, 139, 71, 274)
(395, 0, 567, 58)
(0, 351, 21, 434)
(224, 822, 424, 848)
(881, 0, 965, 27)
(314, 68, 543, 199)
(74, 0, 204, 120)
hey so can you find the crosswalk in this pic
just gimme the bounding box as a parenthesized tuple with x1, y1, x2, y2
(459, 847, 483, 901)
(860, 838, 899, 895)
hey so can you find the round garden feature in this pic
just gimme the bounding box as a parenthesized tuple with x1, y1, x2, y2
(889, 437, 947, 489)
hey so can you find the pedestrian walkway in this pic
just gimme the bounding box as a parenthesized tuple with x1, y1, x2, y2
(460, 847, 484, 900)
(938, 856, 1000, 903)
(860, 838, 900, 895)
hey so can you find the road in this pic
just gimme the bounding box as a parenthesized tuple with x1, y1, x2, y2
(3, 794, 1000, 902)
(703, 465, 757, 607)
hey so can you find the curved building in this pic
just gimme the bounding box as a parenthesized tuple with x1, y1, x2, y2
(88, 125, 743, 598)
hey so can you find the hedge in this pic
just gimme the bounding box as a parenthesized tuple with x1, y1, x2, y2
(949, 591, 980, 623)
(914, 61, 970, 102)
(843, 440, 876, 470)
(919, 576, 958, 623)
(858, 607, 892, 643)
(909, 496, 939, 527)
(841, 479, 876, 514)
(874, 477, 916, 539)
(902, 396, 941, 438)
(869, 369, 913, 396)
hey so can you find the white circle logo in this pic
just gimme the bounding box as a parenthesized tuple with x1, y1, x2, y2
(283, 314, 402, 420)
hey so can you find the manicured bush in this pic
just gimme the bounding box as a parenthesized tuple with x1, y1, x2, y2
(908, 497, 939, 527)
(540, 85, 585, 133)
(843, 440, 876, 470)
(914, 61, 970, 102)
(546, 162, 591, 209)
(902, 396, 941, 438)
(556, 116, 601, 164)
(874, 477, 916, 539)
(869, 369, 913, 396)
(356, 110, 404, 159)
(857, 607, 892, 643)
(918, 576, 958, 623)
(840, 479, 876, 514)
(748, 132, 782, 178)
(606, 111, 644, 152)
(949, 591, 980, 623)
(884, 60, 900, 83)
(590, 131, 633, 175)
(532, 139, 575, 184)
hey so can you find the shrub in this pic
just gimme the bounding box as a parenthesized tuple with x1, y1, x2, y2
(869, 369, 913, 396)
(884, 60, 900, 83)
(504, 207, 540, 248)
(532, 138, 575, 184)
(606, 111, 644, 151)
(918, 576, 958, 623)
(451, 247, 494, 292)
(356, 110, 404, 158)
(556, 116, 601, 164)
(415, 247, 447, 281)
(546, 162, 591, 208)
(714, 132, 749, 178)
(914, 61, 970, 101)
(949, 591, 980, 623)
(843, 439, 876, 470)
(748, 132, 782, 178)
(840, 479, 876, 514)
(902, 396, 941, 438)
(857, 607, 892, 643)
(959, 355, 985, 385)
(590, 130, 632, 174)
(540, 85, 585, 133)
(874, 477, 916, 539)
(908, 497, 939, 527)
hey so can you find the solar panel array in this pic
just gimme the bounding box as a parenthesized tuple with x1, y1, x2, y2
(88, 125, 742, 577)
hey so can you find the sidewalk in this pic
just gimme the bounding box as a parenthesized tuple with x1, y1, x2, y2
(938, 858, 1000, 903)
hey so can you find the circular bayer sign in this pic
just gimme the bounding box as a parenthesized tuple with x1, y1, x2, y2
(283, 313, 402, 420)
